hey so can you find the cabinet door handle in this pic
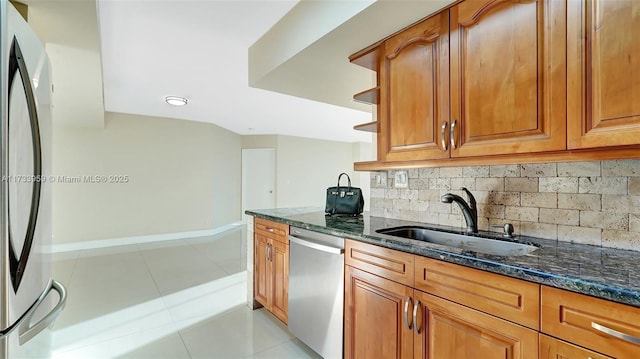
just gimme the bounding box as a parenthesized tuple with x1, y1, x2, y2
(441, 121, 448, 151)
(450, 119, 457, 150)
(403, 296, 412, 330)
(591, 322, 640, 345)
(266, 244, 271, 262)
(413, 299, 421, 334)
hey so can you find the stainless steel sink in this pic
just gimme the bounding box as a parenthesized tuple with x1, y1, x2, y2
(376, 226, 538, 257)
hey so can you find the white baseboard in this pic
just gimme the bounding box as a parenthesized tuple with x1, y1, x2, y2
(50, 221, 244, 254)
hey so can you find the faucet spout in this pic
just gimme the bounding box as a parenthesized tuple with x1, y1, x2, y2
(441, 188, 478, 234)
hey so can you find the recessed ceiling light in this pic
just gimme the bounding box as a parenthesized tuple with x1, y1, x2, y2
(165, 96, 188, 106)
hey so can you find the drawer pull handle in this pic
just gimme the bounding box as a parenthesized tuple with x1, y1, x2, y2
(266, 227, 275, 232)
(403, 297, 412, 331)
(591, 322, 640, 345)
(413, 299, 421, 334)
(441, 121, 448, 151)
(450, 119, 457, 150)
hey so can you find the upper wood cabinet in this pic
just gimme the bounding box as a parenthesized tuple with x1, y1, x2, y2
(568, 0, 640, 149)
(449, 0, 567, 157)
(364, 0, 569, 166)
(352, 0, 640, 169)
(378, 12, 450, 162)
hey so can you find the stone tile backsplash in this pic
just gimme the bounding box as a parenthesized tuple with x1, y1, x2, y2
(369, 160, 640, 250)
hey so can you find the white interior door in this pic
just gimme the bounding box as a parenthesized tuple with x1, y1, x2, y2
(242, 148, 275, 222)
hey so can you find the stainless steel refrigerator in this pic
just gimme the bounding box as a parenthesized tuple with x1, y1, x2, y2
(0, 2, 66, 358)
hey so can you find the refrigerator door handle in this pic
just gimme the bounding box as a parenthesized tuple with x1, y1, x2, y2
(18, 280, 67, 345)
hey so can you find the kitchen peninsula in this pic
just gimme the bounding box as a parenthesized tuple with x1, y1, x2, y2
(246, 207, 640, 358)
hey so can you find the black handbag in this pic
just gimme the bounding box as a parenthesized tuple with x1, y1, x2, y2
(325, 173, 364, 215)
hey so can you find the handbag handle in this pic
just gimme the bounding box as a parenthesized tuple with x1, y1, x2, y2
(336, 173, 352, 191)
(330, 173, 352, 215)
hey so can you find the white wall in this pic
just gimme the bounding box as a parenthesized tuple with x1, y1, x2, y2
(52, 112, 241, 243)
(353, 142, 373, 211)
(276, 135, 355, 208)
(27, 0, 105, 127)
(243, 135, 370, 208)
(54, 126, 368, 243)
(243, 135, 371, 209)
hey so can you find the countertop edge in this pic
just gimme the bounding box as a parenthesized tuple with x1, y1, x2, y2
(247, 210, 640, 308)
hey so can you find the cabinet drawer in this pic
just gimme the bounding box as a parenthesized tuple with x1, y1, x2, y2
(415, 256, 540, 330)
(255, 218, 289, 243)
(539, 334, 612, 359)
(344, 239, 414, 287)
(541, 285, 640, 358)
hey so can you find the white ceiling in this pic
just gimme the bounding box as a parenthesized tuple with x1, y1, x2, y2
(97, 0, 374, 143)
(24, 0, 456, 143)
(249, 0, 457, 111)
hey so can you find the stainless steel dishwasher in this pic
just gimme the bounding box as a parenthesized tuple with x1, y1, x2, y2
(288, 227, 344, 359)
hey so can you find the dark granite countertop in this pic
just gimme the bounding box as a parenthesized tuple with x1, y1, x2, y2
(246, 207, 640, 308)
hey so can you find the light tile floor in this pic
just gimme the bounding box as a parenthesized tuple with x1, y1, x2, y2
(51, 226, 321, 359)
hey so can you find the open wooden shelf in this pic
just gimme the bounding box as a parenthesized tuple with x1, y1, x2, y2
(349, 44, 381, 71)
(353, 121, 378, 133)
(353, 87, 379, 105)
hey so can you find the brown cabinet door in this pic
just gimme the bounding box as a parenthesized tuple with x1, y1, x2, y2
(254, 234, 271, 309)
(539, 334, 612, 359)
(378, 12, 450, 162)
(413, 290, 539, 359)
(450, 0, 566, 157)
(568, 0, 640, 149)
(253, 218, 289, 323)
(344, 266, 413, 359)
(271, 240, 288, 324)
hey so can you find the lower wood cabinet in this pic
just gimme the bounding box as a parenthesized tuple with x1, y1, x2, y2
(344, 266, 413, 359)
(254, 233, 271, 307)
(414, 256, 540, 330)
(344, 239, 538, 359)
(541, 285, 640, 358)
(414, 290, 538, 359)
(254, 218, 289, 324)
(344, 238, 640, 359)
(539, 334, 612, 359)
(345, 265, 538, 359)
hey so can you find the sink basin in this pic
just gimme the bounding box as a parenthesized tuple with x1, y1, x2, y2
(376, 226, 538, 257)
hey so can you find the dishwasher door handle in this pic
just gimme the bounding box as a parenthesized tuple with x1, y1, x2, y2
(289, 236, 344, 255)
